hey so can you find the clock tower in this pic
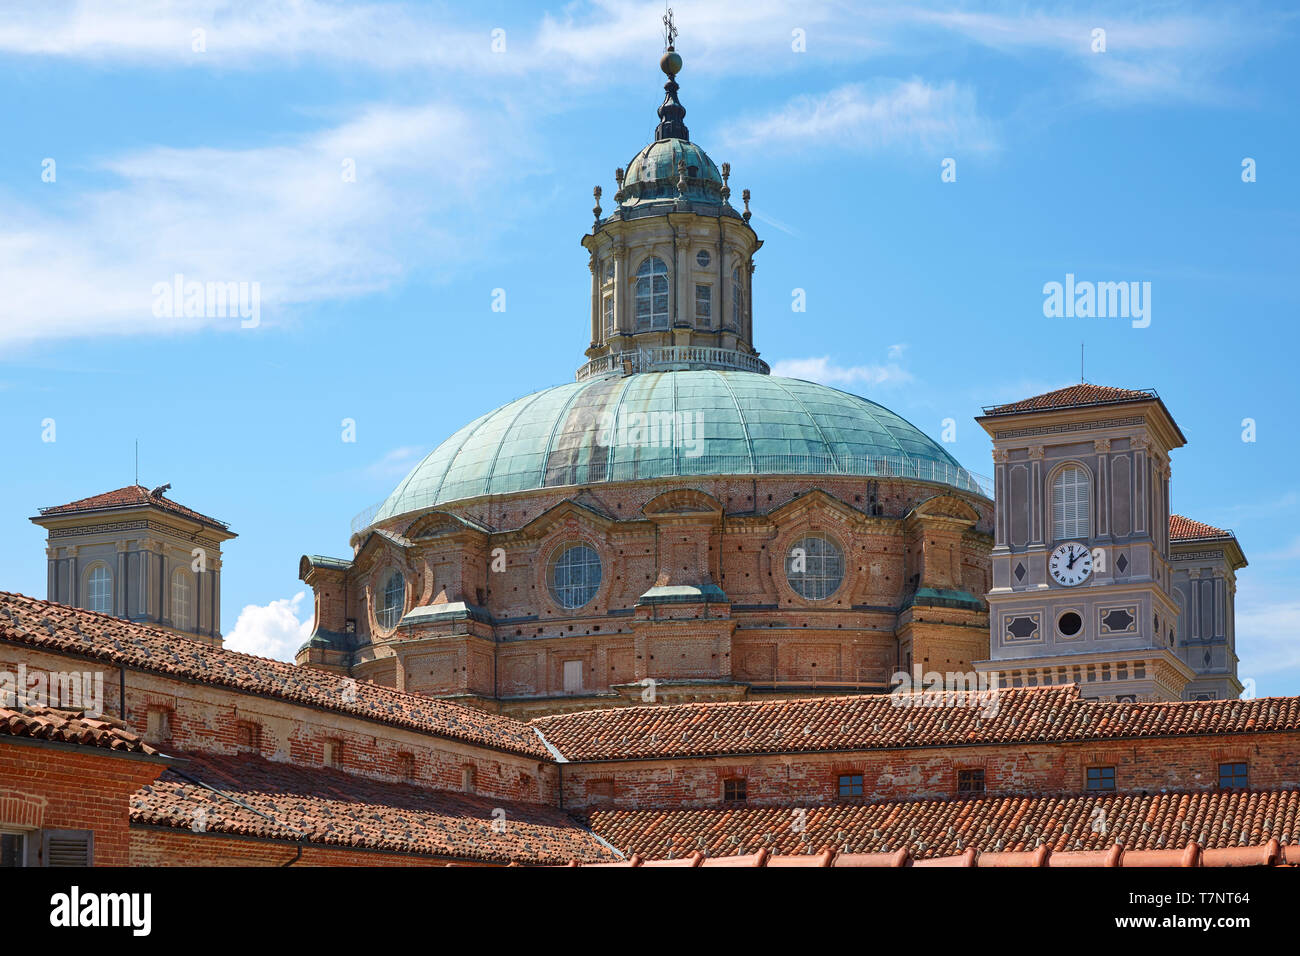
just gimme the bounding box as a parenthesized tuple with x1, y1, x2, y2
(973, 384, 1194, 701)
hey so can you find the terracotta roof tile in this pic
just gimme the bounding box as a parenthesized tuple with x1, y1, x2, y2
(531, 685, 1300, 761)
(1170, 514, 1233, 541)
(982, 384, 1157, 417)
(583, 788, 1300, 862)
(569, 841, 1298, 867)
(132, 752, 616, 865)
(36, 484, 229, 531)
(0, 592, 548, 759)
(0, 703, 159, 756)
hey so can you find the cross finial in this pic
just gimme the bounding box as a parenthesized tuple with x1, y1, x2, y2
(663, 7, 677, 51)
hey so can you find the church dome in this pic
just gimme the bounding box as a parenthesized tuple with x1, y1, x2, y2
(370, 370, 984, 526)
(620, 139, 725, 205)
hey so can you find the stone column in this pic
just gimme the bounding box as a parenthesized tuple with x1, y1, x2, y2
(991, 449, 1008, 548)
(589, 255, 599, 346)
(612, 243, 627, 337)
(1094, 439, 1110, 538)
(46, 547, 58, 603)
(1028, 445, 1044, 545)
(68, 547, 79, 608)
(116, 544, 128, 618)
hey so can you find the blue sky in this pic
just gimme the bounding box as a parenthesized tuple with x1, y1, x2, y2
(1, 1, 1297, 692)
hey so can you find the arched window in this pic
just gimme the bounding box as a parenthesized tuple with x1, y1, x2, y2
(171, 569, 192, 630)
(86, 564, 112, 614)
(378, 571, 405, 630)
(634, 257, 669, 330)
(1051, 465, 1091, 540)
(732, 266, 744, 328)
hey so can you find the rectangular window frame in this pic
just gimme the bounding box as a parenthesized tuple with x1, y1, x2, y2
(0, 829, 28, 868)
(957, 768, 986, 795)
(837, 773, 864, 799)
(1086, 765, 1116, 792)
(722, 778, 747, 803)
(1218, 761, 1248, 790)
(695, 283, 711, 322)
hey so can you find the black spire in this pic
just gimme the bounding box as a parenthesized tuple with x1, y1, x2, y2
(655, 9, 688, 141)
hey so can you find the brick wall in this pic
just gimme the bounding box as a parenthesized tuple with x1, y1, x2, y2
(559, 731, 1300, 810)
(0, 741, 165, 865)
(319, 477, 994, 706)
(0, 647, 556, 806)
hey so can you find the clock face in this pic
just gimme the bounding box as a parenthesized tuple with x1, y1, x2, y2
(1049, 542, 1094, 586)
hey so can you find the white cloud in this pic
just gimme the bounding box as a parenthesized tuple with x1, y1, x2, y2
(366, 445, 426, 481)
(1237, 601, 1300, 681)
(771, 355, 913, 389)
(723, 80, 997, 154)
(0, 103, 528, 347)
(224, 590, 314, 662)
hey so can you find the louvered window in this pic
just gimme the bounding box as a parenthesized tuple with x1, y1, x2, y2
(1051, 465, 1091, 540)
(42, 829, 93, 866)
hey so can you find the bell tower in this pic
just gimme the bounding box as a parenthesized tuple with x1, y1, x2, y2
(972, 384, 1194, 701)
(578, 10, 766, 382)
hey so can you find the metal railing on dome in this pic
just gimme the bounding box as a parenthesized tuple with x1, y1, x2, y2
(349, 455, 992, 536)
(576, 346, 771, 380)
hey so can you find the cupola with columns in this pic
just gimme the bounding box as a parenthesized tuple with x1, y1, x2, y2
(579, 10, 765, 382)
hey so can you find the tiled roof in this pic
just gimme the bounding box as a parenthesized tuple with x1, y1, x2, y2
(35, 484, 230, 531)
(531, 685, 1300, 761)
(131, 752, 617, 865)
(1170, 514, 1233, 541)
(982, 384, 1157, 417)
(0, 704, 159, 756)
(583, 788, 1300, 861)
(568, 842, 1297, 867)
(0, 592, 548, 760)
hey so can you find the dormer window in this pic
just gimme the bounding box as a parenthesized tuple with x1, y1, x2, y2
(635, 256, 669, 330)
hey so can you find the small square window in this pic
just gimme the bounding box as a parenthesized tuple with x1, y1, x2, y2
(1086, 765, 1116, 791)
(723, 778, 747, 802)
(957, 769, 985, 794)
(1219, 762, 1248, 790)
(838, 773, 863, 798)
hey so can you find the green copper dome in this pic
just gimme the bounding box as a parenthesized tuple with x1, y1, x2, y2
(620, 139, 724, 205)
(369, 370, 986, 527)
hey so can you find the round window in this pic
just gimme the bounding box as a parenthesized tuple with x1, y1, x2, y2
(1058, 611, 1083, 637)
(549, 544, 602, 609)
(378, 571, 405, 630)
(696, 249, 711, 268)
(786, 534, 845, 601)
